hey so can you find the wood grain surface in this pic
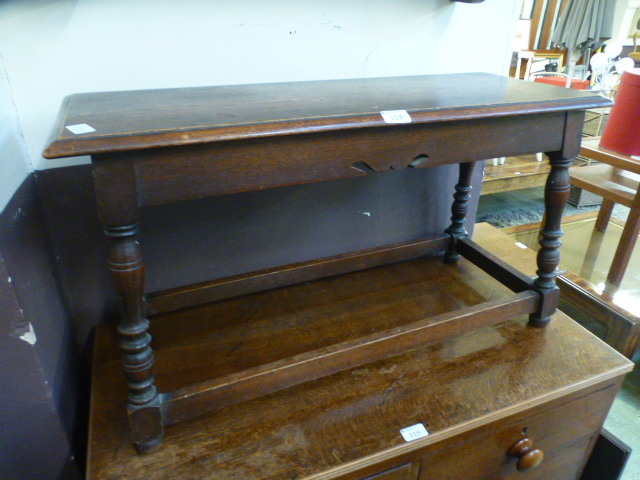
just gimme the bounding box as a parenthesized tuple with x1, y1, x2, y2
(86, 257, 632, 479)
(87, 310, 631, 480)
(43, 74, 611, 158)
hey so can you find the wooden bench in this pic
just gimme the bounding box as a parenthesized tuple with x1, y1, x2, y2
(570, 138, 640, 286)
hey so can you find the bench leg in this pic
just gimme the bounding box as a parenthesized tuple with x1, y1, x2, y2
(445, 161, 476, 263)
(93, 154, 164, 453)
(529, 153, 571, 327)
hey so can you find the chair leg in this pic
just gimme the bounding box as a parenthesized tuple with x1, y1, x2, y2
(607, 192, 640, 285)
(595, 198, 615, 232)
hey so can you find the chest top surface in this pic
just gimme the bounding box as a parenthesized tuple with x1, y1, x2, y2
(43, 73, 611, 158)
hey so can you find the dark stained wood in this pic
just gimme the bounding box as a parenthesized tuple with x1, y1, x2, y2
(105, 223, 163, 453)
(455, 237, 534, 292)
(149, 255, 518, 392)
(86, 310, 631, 480)
(43, 75, 613, 453)
(146, 237, 450, 315)
(43, 75, 609, 159)
(529, 151, 572, 327)
(561, 111, 587, 160)
(445, 162, 476, 263)
(161, 290, 539, 425)
(133, 115, 569, 206)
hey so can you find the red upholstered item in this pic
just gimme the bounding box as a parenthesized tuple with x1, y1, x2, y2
(600, 68, 640, 156)
(533, 76, 590, 90)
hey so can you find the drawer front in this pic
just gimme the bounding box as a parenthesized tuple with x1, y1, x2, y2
(362, 463, 413, 480)
(418, 385, 618, 480)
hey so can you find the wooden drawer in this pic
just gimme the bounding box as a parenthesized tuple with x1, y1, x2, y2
(417, 385, 617, 480)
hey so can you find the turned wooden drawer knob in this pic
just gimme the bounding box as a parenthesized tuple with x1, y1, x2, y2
(508, 437, 544, 472)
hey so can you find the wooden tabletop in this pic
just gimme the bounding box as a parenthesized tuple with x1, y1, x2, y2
(581, 137, 640, 175)
(44, 74, 612, 158)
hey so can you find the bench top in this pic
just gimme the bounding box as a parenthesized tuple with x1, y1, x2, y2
(44, 73, 612, 158)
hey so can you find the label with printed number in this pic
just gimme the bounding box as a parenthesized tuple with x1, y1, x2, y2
(380, 110, 412, 124)
(66, 124, 96, 135)
(400, 423, 429, 442)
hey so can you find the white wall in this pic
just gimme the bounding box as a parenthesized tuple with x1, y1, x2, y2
(0, 57, 30, 210)
(0, 0, 520, 186)
(615, 0, 640, 45)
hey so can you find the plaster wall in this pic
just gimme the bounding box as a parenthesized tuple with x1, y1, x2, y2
(0, 58, 30, 212)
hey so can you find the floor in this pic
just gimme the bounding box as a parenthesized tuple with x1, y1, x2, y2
(477, 183, 640, 479)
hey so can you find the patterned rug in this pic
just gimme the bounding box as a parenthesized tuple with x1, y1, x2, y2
(477, 203, 629, 229)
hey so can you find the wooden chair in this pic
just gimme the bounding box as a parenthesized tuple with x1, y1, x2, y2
(570, 137, 640, 286)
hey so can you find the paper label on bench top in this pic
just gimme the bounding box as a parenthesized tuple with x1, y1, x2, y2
(66, 124, 96, 135)
(380, 110, 412, 124)
(400, 423, 429, 441)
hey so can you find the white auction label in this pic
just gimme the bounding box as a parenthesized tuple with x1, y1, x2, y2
(400, 423, 429, 442)
(65, 124, 96, 135)
(380, 110, 412, 124)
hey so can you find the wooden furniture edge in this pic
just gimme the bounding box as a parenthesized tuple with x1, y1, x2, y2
(146, 236, 449, 315)
(558, 272, 640, 358)
(43, 82, 612, 159)
(160, 291, 539, 425)
(302, 358, 631, 480)
(570, 164, 638, 207)
(581, 138, 640, 176)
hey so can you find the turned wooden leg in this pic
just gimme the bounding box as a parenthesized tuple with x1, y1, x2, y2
(106, 223, 163, 453)
(529, 153, 571, 327)
(445, 162, 476, 263)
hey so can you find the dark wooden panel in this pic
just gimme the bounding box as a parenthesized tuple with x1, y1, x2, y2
(134, 114, 567, 206)
(146, 237, 451, 314)
(34, 162, 483, 342)
(418, 386, 619, 479)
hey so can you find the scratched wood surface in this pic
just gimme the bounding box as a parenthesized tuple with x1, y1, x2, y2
(86, 256, 632, 479)
(43, 74, 610, 158)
